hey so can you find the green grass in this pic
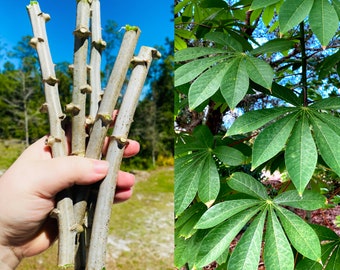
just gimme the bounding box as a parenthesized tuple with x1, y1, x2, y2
(17, 167, 174, 270)
(0, 140, 26, 170)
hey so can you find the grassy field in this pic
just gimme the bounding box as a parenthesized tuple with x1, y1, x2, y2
(0, 139, 26, 171)
(17, 167, 174, 270)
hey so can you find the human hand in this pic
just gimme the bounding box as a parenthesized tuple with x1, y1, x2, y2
(0, 136, 139, 268)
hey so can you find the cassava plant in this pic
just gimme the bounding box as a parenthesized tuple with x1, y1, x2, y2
(27, 1, 160, 269)
(175, 0, 340, 269)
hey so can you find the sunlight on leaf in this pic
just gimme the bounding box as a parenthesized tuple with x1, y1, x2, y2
(228, 172, 269, 200)
(252, 112, 299, 169)
(309, 0, 339, 46)
(195, 207, 261, 268)
(228, 210, 267, 270)
(195, 199, 260, 229)
(220, 57, 249, 109)
(275, 206, 321, 262)
(264, 208, 294, 270)
(279, 0, 313, 33)
(285, 113, 317, 194)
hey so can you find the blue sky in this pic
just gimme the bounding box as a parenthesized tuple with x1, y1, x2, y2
(0, 0, 173, 65)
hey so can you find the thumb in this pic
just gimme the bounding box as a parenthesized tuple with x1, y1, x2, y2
(30, 156, 109, 198)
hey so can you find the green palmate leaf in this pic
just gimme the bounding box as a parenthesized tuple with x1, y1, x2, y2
(178, 210, 203, 239)
(250, 0, 280, 10)
(195, 199, 260, 229)
(175, 55, 228, 87)
(228, 210, 266, 270)
(175, 229, 208, 268)
(175, 202, 207, 229)
(317, 50, 340, 79)
(275, 206, 321, 262)
(175, 126, 220, 214)
(174, 234, 189, 267)
(274, 190, 327, 210)
(252, 112, 299, 169)
(285, 113, 317, 194)
(251, 81, 302, 106)
(295, 242, 336, 270)
(264, 208, 294, 270)
(311, 224, 340, 241)
(251, 39, 296, 55)
(311, 111, 340, 137)
(262, 5, 275, 26)
(175, 126, 214, 155)
(213, 145, 245, 166)
(309, 0, 339, 46)
(310, 97, 340, 110)
(193, 125, 214, 149)
(200, 0, 229, 8)
(279, 0, 314, 33)
(195, 207, 261, 268)
(174, 0, 190, 14)
(198, 155, 220, 207)
(295, 258, 323, 270)
(205, 32, 243, 51)
(175, 47, 225, 62)
(175, 35, 188, 50)
(313, 112, 340, 136)
(226, 107, 296, 136)
(193, 2, 213, 25)
(334, 0, 340, 18)
(189, 62, 229, 109)
(176, 28, 196, 40)
(220, 57, 249, 109)
(227, 28, 253, 51)
(324, 244, 340, 268)
(175, 154, 202, 216)
(182, 2, 193, 17)
(271, 83, 302, 106)
(310, 116, 340, 176)
(245, 55, 274, 89)
(228, 172, 269, 200)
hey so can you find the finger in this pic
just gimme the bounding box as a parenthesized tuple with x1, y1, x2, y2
(123, 140, 140, 158)
(114, 171, 135, 203)
(116, 170, 135, 189)
(30, 157, 109, 198)
(114, 188, 133, 203)
(102, 138, 140, 157)
(110, 110, 119, 127)
(18, 136, 52, 161)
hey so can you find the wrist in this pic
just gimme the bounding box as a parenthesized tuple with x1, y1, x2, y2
(0, 245, 21, 270)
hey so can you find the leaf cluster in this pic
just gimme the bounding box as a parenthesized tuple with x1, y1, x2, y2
(176, 172, 328, 269)
(175, 0, 340, 269)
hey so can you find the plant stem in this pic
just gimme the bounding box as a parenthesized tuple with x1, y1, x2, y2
(86, 27, 141, 159)
(68, 0, 91, 157)
(73, 28, 141, 227)
(27, 3, 67, 156)
(74, 1, 106, 267)
(86, 46, 160, 270)
(27, 2, 76, 267)
(88, 0, 106, 124)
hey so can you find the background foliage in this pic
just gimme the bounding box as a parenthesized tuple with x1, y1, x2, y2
(174, 0, 340, 269)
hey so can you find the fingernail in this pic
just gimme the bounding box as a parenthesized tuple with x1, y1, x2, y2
(93, 160, 109, 175)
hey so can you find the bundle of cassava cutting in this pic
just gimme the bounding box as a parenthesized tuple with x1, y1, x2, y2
(27, 1, 160, 269)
